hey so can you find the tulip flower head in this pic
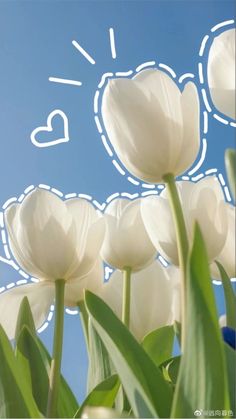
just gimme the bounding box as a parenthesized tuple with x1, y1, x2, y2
(211, 203, 236, 280)
(102, 68, 200, 183)
(207, 28, 236, 120)
(141, 176, 228, 266)
(100, 197, 156, 271)
(100, 260, 176, 341)
(0, 188, 105, 338)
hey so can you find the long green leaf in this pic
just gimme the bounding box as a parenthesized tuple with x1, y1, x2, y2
(74, 375, 120, 418)
(224, 343, 236, 412)
(172, 224, 230, 418)
(0, 325, 41, 418)
(216, 261, 236, 329)
(15, 296, 37, 342)
(142, 326, 174, 367)
(87, 319, 114, 392)
(85, 290, 172, 418)
(16, 326, 50, 415)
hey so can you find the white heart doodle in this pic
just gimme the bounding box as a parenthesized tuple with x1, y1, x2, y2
(30, 109, 69, 148)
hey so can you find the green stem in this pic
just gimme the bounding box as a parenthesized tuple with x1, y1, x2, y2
(122, 267, 132, 328)
(163, 173, 189, 349)
(47, 279, 65, 418)
(78, 300, 89, 350)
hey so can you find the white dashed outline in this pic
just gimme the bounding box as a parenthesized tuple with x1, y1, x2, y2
(93, 62, 208, 187)
(198, 19, 236, 126)
(0, 171, 232, 324)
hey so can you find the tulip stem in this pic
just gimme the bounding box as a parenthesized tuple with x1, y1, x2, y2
(163, 173, 189, 349)
(122, 267, 132, 328)
(47, 279, 65, 418)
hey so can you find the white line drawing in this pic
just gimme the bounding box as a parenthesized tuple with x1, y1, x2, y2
(72, 40, 96, 65)
(30, 109, 69, 148)
(49, 77, 82, 87)
(93, 62, 207, 186)
(198, 19, 236, 126)
(109, 28, 117, 59)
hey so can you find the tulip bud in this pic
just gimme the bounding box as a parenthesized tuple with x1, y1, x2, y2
(100, 198, 156, 271)
(102, 68, 200, 183)
(207, 28, 235, 120)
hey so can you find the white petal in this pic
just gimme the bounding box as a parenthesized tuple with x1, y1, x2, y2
(101, 199, 156, 271)
(0, 282, 54, 340)
(141, 196, 178, 265)
(208, 28, 236, 119)
(188, 177, 227, 261)
(211, 204, 236, 279)
(100, 260, 176, 341)
(175, 82, 200, 175)
(102, 69, 185, 183)
(5, 189, 76, 280)
(64, 259, 104, 306)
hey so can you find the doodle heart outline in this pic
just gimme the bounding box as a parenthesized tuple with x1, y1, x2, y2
(30, 109, 69, 148)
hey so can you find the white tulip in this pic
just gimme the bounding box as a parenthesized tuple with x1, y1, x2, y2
(0, 188, 105, 338)
(99, 260, 177, 341)
(100, 198, 156, 271)
(211, 204, 235, 279)
(102, 68, 200, 183)
(207, 28, 235, 120)
(141, 177, 227, 266)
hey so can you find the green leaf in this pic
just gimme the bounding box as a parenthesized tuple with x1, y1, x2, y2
(87, 319, 115, 392)
(225, 148, 236, 200)
(0, 325, 41, 418)
(216, 261, 236, 329)
(36, 338, 79, 418)
(16, 326, 50, 415)
(85, 290, 172, 418)
(74, 375, 120, 418)
(171, 224, 230, 418)
(224, 343, 236, 412)
(15, 296, 36, 342)
(142, 326, 174, 367)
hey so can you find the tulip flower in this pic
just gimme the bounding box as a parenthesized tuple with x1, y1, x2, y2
(100, 197, 156, 272)
(207, 28, 235, 120)
(211, 203, 235, 280)
(141, 176, 227, 266)
(0, 259, 103, 340)
(4, 188, 105, 282)
(99, 260, 176, 342)
(1, 188, 105, 417)
(102, 68, 200, 183)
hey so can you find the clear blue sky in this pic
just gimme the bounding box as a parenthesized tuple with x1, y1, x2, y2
(0, 0, 235, 403)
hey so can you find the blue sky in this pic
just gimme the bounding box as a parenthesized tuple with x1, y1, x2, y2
(0, 0, 235, 403)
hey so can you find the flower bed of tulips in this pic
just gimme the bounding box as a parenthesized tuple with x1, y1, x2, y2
(0, 26, 235, 419)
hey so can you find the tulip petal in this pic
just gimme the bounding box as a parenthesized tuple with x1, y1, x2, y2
(5, 189, 77, 280)
(208, 28, 235, 120)
(0, 282, 54, 340)
(211, 204, 236, 279)
(175, 81, 200, 174)
(141, 195, 179, 265)
(64, 259, 104, 306)
(101, 199, 156, 271)
(102, 69, 187, 183)
(100, 260, 176, 341)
